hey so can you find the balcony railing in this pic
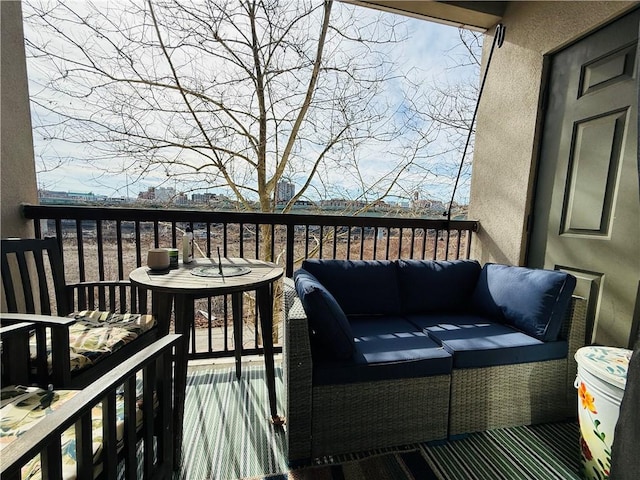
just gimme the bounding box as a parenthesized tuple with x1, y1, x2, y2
(22, 204, 478, 360)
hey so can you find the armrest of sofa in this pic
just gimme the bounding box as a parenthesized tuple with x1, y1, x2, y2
(560, 296, 587, 353)
(282, 277, 314, 464)
(563, 295, 588, 394)
(0, 334, 182, 480)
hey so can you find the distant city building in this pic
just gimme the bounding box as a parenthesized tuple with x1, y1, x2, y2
(412, 199, 432, 210)
(276, 181, 295, 203)
(137, 186, 179, 203)
(411, 197, 447, 213)
(39, 190, 107, 204)
(175, 193, 188, 205)
(40, 186, 464, 219)
(320, 199, 366, 209)
(154, 187, 176, 202)
(138, 187, 156, 200)
(192, 192, 219, 204)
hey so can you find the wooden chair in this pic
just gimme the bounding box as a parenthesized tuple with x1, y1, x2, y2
(1, 318, 181, 479)
(1, 237, 169, 388)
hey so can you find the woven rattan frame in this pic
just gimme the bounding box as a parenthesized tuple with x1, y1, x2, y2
(311, 375, 450, 458)
(283, 287, 314, 463)
(283, 277, 588, 462)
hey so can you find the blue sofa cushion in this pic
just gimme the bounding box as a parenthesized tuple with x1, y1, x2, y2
(313, 316, 452, 385)
(424, 319, 568, 368)
(301, 259, 401, 315)
(470, 264, 576, 341)
(294, 269, 355, 360)
(406, 313, 492, 331)
(396, 259, 481, 314)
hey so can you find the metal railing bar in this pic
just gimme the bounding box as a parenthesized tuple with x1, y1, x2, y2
(372, 227, 378, 260)
(254, 223, 260, 260)
(270, 224, 275, 263)
(285, 224, 294, 277)
(384, 227, 390, 260)
(134, 221, 142, 267)
(116, 220, 124, 280)
(153, 221, 159, 248)
(207, 297, 213, 353)
(75, 220, 86, 283)
(222, 223, 228, 257)
(409, 228, 415, 258)
(97, 221, 105, 281)
(332, 226, 337, 259)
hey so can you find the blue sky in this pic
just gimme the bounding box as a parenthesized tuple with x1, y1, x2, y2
(26, 2, 479, 204)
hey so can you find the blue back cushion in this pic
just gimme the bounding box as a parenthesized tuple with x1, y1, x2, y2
(396, 259, 481, 314)
(470, 264, 576, 341)
(294, 269, 355, 360)
(301, 259, 401, 315)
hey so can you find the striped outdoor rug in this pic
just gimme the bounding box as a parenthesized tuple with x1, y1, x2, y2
(178, 364, 581, 480)
(178, 364, 288, 480)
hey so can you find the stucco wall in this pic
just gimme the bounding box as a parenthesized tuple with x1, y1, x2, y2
(469, 1, 637, 265)
(1, 1, 37, 238)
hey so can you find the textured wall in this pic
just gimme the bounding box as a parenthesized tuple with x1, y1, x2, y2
(1, 1, 37, 238)
(469, 1, 637, 265)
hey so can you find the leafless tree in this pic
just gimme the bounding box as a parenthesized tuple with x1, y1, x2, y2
(24, 1, 481, 222)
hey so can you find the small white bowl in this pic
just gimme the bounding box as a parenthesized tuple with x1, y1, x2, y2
(147, 248, 170, 270)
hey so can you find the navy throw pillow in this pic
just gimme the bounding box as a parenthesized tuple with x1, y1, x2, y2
(470, 264, 576, 341)
(396, 259, 481, 313)
(301, 259, 401, 315)
(294, 268, 355, 359)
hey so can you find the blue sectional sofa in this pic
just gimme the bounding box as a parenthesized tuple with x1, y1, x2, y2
(283, 259, 587, 463)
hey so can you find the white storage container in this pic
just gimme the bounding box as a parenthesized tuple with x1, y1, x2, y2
(575, 346, 631, 480)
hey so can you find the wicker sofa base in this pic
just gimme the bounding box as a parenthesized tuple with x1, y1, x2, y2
(284, 274, 587, 464)
(448, 358, 569, 436)
(310, 375, 450, 458)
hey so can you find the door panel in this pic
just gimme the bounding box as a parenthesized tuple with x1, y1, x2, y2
(529, 9, 639, 348)
(561, 109, 627, 235)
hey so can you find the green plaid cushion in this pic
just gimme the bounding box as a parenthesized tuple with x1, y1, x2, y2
(1, 381, 149, 479)
(30, 311, 156, 373)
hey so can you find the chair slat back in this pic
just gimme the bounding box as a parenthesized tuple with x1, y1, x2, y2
(1, 238, 71, 316)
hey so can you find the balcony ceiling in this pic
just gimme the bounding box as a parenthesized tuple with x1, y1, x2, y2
(342, 1, 506, 31)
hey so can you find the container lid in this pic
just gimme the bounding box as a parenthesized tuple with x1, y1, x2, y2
(575, 346, 632, 388)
